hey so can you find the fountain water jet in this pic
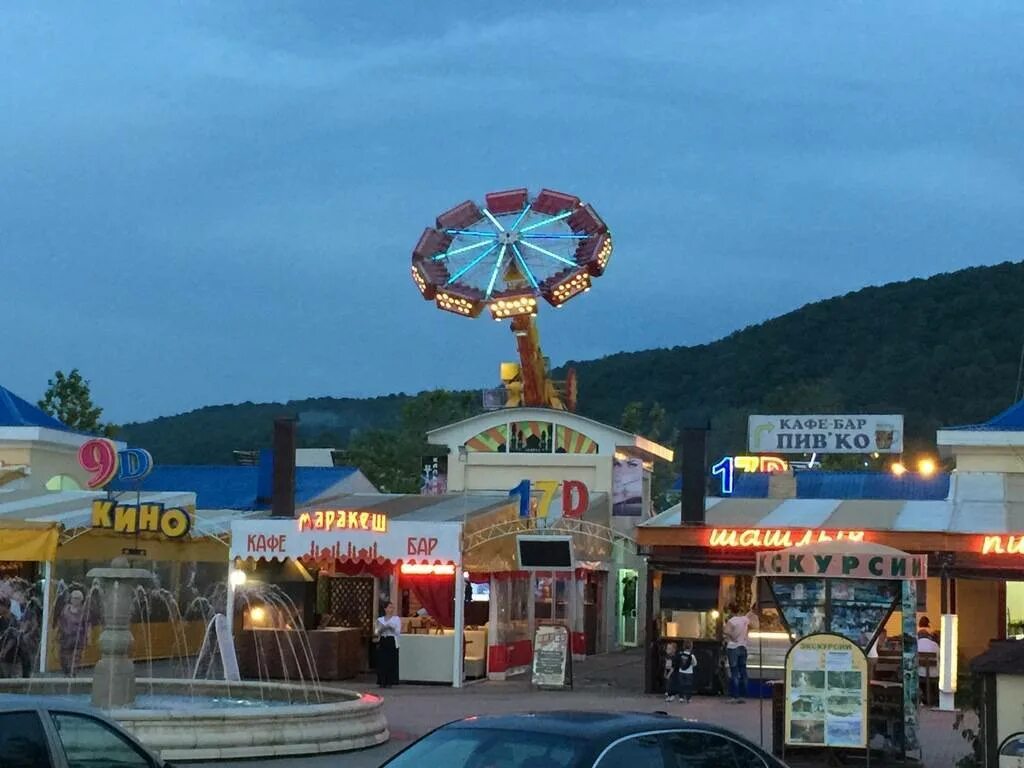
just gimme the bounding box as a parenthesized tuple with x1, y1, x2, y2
(0, 560, 389, 760)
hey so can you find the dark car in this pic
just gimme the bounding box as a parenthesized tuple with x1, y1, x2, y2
(0, 695, 170, 768)
(380, 711, 789, 768)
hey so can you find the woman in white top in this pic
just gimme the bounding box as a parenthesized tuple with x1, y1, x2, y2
(376, 602, 401, 688)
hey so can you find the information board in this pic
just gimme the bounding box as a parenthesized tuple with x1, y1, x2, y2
(785, 633, 868, 749)
(532, 624, 571, 689)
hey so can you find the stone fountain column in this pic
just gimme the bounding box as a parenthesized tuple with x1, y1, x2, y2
(87, 557, 154, 709)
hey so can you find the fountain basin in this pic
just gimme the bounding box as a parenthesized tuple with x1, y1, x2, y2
(0, 678, 389, 761)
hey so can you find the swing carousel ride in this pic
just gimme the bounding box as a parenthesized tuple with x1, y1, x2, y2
(410, 188, 613, 411)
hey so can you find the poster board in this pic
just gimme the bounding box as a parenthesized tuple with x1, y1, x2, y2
(532, 624, 572, 689)
(785, 633, 868, 749)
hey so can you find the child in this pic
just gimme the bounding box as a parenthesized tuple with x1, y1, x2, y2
(664, 642, 680, 702)
(678, 640, 697, 703)
(664, 641, 698, 703)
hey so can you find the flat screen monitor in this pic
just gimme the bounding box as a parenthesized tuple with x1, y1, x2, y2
(660, 573, 720, 611)
(516, 535, 574, 570)
(471, 582, 490, 602)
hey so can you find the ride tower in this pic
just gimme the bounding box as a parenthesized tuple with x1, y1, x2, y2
(410, 187, 612, 410)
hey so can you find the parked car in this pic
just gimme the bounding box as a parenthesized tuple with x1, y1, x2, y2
(0, 695, 170, 768)
(380, 710, 789, 768)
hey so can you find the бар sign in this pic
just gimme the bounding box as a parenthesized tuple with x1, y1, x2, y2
(756, 550, 927, 579)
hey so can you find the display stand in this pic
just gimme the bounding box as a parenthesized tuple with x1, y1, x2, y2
(532, 623, 573, 690)
(758, 540, 927, 763)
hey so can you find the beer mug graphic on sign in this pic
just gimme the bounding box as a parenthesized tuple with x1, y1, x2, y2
(875, 423, 897, 451)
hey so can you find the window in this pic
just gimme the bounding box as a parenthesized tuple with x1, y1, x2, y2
(661, 731, 767, 768)
(383, 727, 584, 768)
(50, 712, 153, 768)
(596, 734, 664, 768)
(0, 711, 53, 768)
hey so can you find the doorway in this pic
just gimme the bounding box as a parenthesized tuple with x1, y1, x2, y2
(618, 569, 639, 647)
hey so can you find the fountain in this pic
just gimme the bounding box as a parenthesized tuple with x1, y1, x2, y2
(88, 557, 154, 709)
(0, 559, 389, 761)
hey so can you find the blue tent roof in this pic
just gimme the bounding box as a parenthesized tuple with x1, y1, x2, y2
(673, 470, 949, 501)
(794, 471, 949, 500)
(948, 399, 1024, 431)
(0, 385, 70, 431)
(108, 465, 357, 510)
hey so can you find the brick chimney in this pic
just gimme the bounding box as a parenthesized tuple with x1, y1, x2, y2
(679, 424, 709, 525)
(271, 418, 297, 518)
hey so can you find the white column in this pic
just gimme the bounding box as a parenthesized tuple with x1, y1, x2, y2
(452, 563, 465, 688)
(38, 560, 54, 674)
(225, 558, 236, 639)
(527, 573, 537, 645)
(487, 574, 499, 679)
(938, 613, 958, 711)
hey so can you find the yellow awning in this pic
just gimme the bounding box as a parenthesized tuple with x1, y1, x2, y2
(0, 520, 59, 562)
(57, 528, 228, 563)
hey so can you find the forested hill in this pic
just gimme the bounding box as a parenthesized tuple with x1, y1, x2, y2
(564, 260, 1024, 457)
(122, 260, 1024, 464)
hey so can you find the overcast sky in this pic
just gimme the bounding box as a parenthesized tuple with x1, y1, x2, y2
(2, 2, 1022, 423)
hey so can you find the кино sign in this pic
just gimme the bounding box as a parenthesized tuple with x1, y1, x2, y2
(748, 415, 903, 454)
(91, 499, 192, 539)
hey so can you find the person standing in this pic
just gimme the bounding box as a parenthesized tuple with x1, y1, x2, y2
(677, 640, 697, 703)
(724, 603, 758, 703)
(58, 590, 90, 676)
(663, 642, 681, 702)
(0, 597, 18, 677)
(375, 602, 401, 688)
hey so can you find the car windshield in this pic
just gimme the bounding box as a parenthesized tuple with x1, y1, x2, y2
(384, 727, 587, 768)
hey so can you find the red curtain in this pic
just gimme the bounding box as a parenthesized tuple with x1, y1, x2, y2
(407, 575, 455, 627)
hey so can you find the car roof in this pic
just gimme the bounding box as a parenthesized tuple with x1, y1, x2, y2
(0, 694, 102, 715)
(445, 710, 752, 742)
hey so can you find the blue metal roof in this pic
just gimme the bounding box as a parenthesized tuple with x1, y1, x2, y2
(108, 465, 357, 510)
(673, 470, 949, 500)
(948, 399, 1024, 431)
(0, 385, 70, 431)
(794, 471, 949, 500)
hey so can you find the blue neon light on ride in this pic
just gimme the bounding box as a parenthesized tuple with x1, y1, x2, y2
(446, 242, 500, 284)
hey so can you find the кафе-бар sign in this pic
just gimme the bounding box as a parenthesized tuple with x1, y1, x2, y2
(748, 414, 904, 454)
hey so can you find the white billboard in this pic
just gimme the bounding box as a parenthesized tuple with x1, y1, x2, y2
(748, 414, 903, 454)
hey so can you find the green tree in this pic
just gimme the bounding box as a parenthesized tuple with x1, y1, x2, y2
(38, 369, 117, 436)
(342, 389, 481, 493)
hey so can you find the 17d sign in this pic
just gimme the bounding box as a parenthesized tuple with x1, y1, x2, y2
(748, 414, 903, 455)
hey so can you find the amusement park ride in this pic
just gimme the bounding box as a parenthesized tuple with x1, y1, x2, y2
(410, 188, 612, 411)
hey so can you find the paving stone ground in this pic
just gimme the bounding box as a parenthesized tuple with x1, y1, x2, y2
(185, 650, 971, 767)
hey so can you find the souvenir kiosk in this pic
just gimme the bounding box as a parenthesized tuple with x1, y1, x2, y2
(758, 540, 928, 760)
(229, 514, 467, 686)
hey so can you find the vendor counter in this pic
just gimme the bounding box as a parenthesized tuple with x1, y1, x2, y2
(653, 631, 791, 695)
(397, 628, 488, 683)
(236, 627, 363, 681)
